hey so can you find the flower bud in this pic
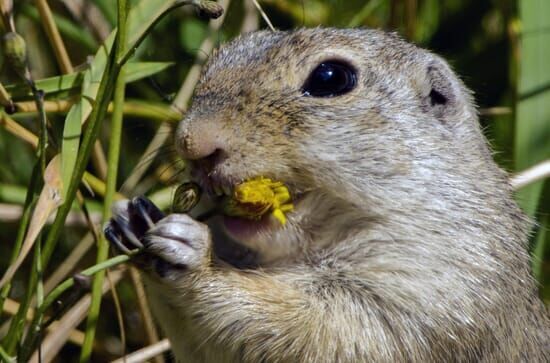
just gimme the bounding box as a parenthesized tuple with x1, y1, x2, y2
(223, 177, 294, 225)
(3, 32, 28, 78)
(195, 0, 224, 19)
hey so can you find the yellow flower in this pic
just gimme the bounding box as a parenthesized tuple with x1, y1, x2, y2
(223, 177, 294, 225)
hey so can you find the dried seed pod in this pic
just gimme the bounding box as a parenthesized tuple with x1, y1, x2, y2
(3, 32, 28, 79)
(173, 182, 202, 213)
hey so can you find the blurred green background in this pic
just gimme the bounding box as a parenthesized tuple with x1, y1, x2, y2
(0, 0, 548, 361)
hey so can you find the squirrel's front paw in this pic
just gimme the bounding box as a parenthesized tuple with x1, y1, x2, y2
(104, 197, 211, 278)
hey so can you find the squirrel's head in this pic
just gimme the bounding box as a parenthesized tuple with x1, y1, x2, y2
(175, 28, 504, 263)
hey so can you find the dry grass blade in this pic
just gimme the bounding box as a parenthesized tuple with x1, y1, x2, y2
(129, 268, 163, 363)
(0, 0, 15, 31)
(0, 155, 64, 289)
(107, 270, 127, 362)
(0, 112, 39, 147)
(479, 107, 512, 116)
(61, 0, 111, 41)
(511, 159, 550, 190)
(111, 339, 171, 363)
(14, 98, 181, 122)
(43, 233, 95, 295)
(2, 298, 85, 346)
(251, 0, 275, 31)
(0, 82, 14, 110)
(0, 203, 100, 226)
(29, 270, 125, 363)
(34, 0, 74, 74)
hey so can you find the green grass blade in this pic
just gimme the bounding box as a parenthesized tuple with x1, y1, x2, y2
(5, 62, 173, 101)
(124, 61, 174, 82)
(515, 0, 550, 216)
(61, 33, 115, 199)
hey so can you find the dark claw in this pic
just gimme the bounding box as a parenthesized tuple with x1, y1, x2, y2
(133, 196, 165, 224)
(104, 197, 165, 256)
(104, 223, 133, 255)
(128, 197, 165, 237)
(114, 214, 145, 249)
(107, 207, 144, 252)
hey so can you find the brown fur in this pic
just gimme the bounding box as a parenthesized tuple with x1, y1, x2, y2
(122, 28, 550, 362)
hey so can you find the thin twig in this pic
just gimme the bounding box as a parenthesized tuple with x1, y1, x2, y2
(111, 339, 171, 363)
(34, 0, 74, 74)
(479, 107, 512, 116)
(41, 232, 95, 296)
(0, 203, 101, 227)
(251, 0, 275, 31)
(510, 159, 550, 190)
(0, 0, 15, 31)
(129, 267, 164, 363)
(61, 0, 111, 41)
(13, 99, 181, 122)
(0, 111, 39, 147)
(0, 82, 15, 111)
(107, 270, 127, 362)
(2, 298, 85, 346)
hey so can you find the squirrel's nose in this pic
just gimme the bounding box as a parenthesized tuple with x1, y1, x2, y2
(175, 119, 226, 161)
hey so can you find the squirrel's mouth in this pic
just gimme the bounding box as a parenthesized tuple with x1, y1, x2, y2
(222, 213, 273, 240)
(191, 169, 304, 240)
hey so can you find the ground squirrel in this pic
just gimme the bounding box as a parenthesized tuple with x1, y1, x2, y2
(105, 28, 550, 362)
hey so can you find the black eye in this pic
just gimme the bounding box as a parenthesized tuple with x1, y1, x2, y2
(302, 60, 357, 97)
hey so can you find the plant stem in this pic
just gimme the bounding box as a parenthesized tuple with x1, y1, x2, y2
(1, 82, 49, 353)
(117, 1, 192, 66)
(0, 176, 37, 321)
(13, 98, 181, 122)
(17, 254, 133, 361)
(0, 82, 14, 110)
(0, 345, 15, 363)
(1, 161, 42, 353)
(79, 0, 128, 360)
(34, 0, 74, 74)
(5, 29, 119, 360)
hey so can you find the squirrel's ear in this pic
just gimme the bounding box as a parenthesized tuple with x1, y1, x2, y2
(421, 57, 473, 124)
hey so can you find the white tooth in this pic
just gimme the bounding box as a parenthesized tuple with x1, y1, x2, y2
(222, 185, 232, 196)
